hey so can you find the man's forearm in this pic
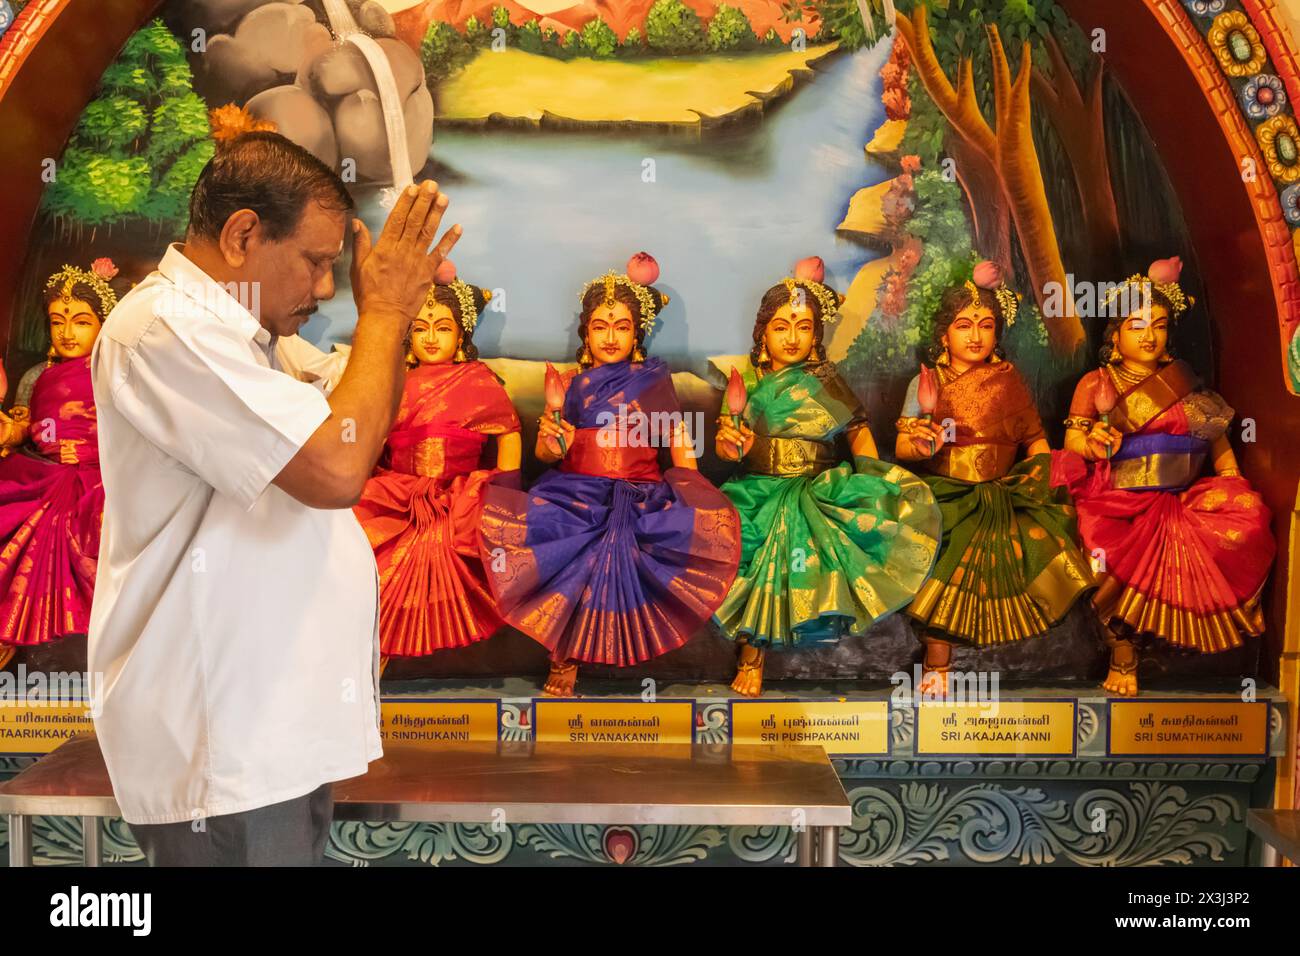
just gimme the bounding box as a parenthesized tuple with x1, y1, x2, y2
(326, 311, 408, 476)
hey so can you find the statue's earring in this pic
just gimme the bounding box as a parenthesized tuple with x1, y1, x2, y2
(454, 345, 467, 363)
(1107, 340, 1122, 364)
(46, 344, 58, 365)
(405, 349, 418, 369)
(809, 345, 821, 363)
(632, 346, 646, 363)
(580, 343, 592, 367)
(936, 346, 951, 366)
(758, 342, 770, 365)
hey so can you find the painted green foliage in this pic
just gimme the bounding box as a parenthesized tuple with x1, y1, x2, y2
(42, 19, 214, 231)
(646, 0, 709, 54)
(706, 5, 758, 52)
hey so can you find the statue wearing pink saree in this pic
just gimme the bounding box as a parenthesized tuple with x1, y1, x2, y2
(0, 260, 117, 668)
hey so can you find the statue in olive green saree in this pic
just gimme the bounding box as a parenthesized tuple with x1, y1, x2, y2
(896, 264, 1095, 697)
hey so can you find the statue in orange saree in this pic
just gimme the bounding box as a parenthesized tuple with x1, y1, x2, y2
(896, 265, 1095, 696)
(353, 264, 521, 662)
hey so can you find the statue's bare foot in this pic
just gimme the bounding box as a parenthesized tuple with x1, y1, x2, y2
(1102, 638, 1139, 697)
(543, 660, 578, 697)
(916, 638, 953, 699)
(730, 644, 765, 698)
(916, 667, 950, 699)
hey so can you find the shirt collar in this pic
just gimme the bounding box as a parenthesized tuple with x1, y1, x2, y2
(157, 244, 275, 352)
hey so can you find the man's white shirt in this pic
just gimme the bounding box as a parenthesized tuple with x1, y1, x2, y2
(88, 244, 381, 826)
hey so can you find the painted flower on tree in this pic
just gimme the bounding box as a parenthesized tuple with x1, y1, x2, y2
(1240, 74, 1287, 119)
(1208, 11, 1267, 78)
(1257, 115, 1300, 184)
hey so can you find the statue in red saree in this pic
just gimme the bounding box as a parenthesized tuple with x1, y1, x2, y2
(353, 263, 521, 663)
(1059, 258, 1275, 696)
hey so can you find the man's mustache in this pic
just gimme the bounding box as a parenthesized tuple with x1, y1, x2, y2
(291, 303, 319, 317)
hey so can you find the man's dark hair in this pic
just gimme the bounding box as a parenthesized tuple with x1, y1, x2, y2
(187, 132, 353, 242)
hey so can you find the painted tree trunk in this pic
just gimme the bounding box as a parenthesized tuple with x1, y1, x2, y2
(897, 8, 1085, 355)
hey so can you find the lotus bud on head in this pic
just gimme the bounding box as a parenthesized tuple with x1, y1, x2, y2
(544, 362, 565, 411)
(626, 252, 659, 286)
(1094, 371, 1119, 417)
(725, 367, 747, 418)
(793, 256, 825, 284)
(917, 363, 938, 416)
(1148, 256, 1183, 285)
(433, 259, 457, 284)
(972, 260, 1003, 290)
(91, 258, 119, 281)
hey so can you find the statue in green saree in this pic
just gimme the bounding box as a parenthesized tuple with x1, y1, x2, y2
(713, 258, 942, 697)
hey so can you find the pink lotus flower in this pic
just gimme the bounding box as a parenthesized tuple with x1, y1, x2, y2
(91, 257, 118, 280)
(917, 364, 939, 416)
(626, 252, 659, 286)
(1094, 371, 1119, 417)
(433, 259, 457, 284)
(793, 256, 825, 284)
(1148, 256, 1183, 285)
(725, 367, 747, 418)
(972, 260, 1003, 290)
(544, 362, 565, 411)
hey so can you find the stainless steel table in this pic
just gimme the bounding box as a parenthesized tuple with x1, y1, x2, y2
(1246, 809, 1300, 866)
(1, 735, 852, 866)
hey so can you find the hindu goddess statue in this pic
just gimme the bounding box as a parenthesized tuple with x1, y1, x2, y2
(353, 261, 522, 664)
(479, 253, 741, 697)
(712, 256, 942, 697)
(0, 260, 117, 668)
(894, 262, 1095, 696)
(1058, 257, 1274, 696)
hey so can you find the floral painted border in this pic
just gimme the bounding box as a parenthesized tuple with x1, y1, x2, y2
(1171, 0, 1300, 392)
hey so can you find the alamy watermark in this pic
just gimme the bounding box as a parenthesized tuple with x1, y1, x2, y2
(0, 664, 103, 718)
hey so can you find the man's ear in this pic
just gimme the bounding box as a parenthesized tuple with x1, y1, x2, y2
(219, 209, 261, 269)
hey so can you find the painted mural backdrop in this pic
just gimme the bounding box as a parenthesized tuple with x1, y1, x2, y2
(9, 0, 1225, 438)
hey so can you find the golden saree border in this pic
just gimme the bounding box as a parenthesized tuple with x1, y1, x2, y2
(929, 442, 1017, 482)
(744, 435, 838, 477)
(1109, 450, 1207, 490)
(1108, 361, 1198, 433)
(1111, 589, 1263, 654)
(908, 577, 1049, 645)
(1024, 549, 1097, 624)
(909, 549, 1093, 645)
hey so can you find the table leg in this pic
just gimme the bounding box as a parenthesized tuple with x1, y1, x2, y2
(8, 814, 31, 868)
(796, 827, 814, 867)
(816, 825, 839, 867)
(1260, 843, 1279, 868)
(82, 816, 101, 867)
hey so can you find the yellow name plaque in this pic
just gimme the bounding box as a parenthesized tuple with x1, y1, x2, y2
(730, 700, 890, 755)
(915, 700, 1077, 756)
(1108, 700, 1270, 756)
(0, 702, 96, 755)
(379, 700, 500, 748)
(534, 699, 695, 745)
